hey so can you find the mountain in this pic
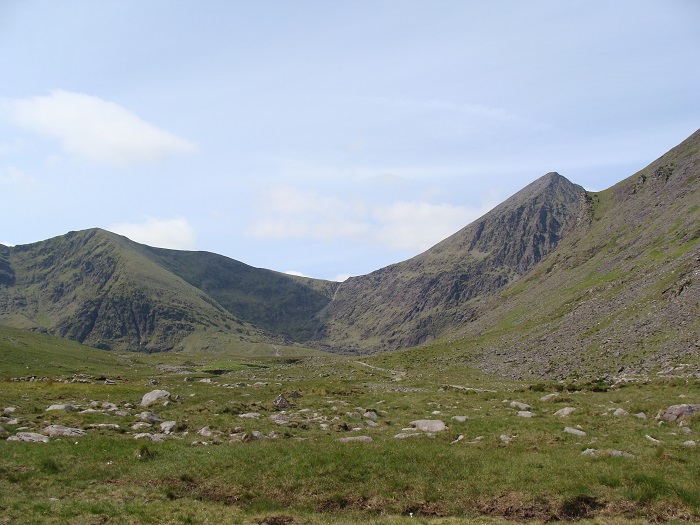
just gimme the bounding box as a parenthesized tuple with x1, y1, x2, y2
(419, 128, 700, 379)
(0, 229, 336, 352)
(314, 172, 588, 351)
(0, 128, 698, 379)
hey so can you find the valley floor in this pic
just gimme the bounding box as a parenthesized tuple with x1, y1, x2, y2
(1, 331, 699, 524)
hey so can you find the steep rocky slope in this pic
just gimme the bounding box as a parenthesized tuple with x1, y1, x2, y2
(315, 172, 587, 352)
(441, 129, 700, 379)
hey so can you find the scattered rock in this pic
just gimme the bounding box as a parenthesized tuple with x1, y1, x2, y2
(683, 440, 696, 447)
(634, 412, 647, 420)
(364, 411, 378, 421)
(518, 411, 535, 418)
(134, 433, 165, 442)
(239, 412, 262, 419)
(410, 420, 447, 432)
(4, 407, 16, 414)
(289, 390, 303, 398)
(273, 394, 290, 409)
(160, 421, 177, 434)
(582, 448, 635, 458)
(140, 390, 171, 407)
(269, 414, 291, 426)
(394, 432, 433, 439)
(510, 401, 531, 411)
(660, 404, 700, 422)
(198, 426, 213, 437)
(88, 424, 120, 430)
(46, 404, 77, 412)
(0, 426, 6, 434)
(42, 425, 86, 438)
(452, 416, 468, 423)
(613, 408, 629, 417)
(139, 411, 162, 423)
(500, 434, 513, 444)
(563, 427, 586, 437)
(540, 393, 559, 402)
(7, 432, 50, 443)
(251, 431, 267, 440)
(347, 412, 362, 420)
(131, 422, 152, 430)
(645, 435, 662, 444)
(554, 407, 576, 417)
(337, 436, 373, 442)
(104, 379, 117, 385)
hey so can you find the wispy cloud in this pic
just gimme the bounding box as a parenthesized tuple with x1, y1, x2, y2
(246, 186, 497, 253)
(3, 90, 197, 166)
(109, 217, 196, 250)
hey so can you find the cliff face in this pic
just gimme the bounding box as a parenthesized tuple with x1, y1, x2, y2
(315, 172, 588, 352)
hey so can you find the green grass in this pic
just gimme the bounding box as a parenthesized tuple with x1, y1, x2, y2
(2, 326, 700, 523)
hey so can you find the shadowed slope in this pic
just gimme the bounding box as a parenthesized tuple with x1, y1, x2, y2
(316, 172, 587, 352)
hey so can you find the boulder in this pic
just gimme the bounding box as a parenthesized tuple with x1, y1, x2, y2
(613, 408, 629, 417)
(394, 432, 433, 439)
(238, 412, 262, 419)
(510, 401, 531, 410)
(269, 414, 291, 426)
(563, 427, 586, 437)
(273, 394, 290, 409)
(554, 407, 576, 417)
(46, 404, 77, 412)
(452, 416, 468, 423)
(337, 436, 373, 442)
(7, 432, 50, 443)
(660, 404, 700, 422)
(410, 420, 447, 432)
(139, 411, 162, 422)
(42, 425, 86, 438)
(540, 393, 559, 402)
(518, 411, 535, 418)
(160, 421, 177, 434)
(364, 411, 378, 421)
(140, 390, 171, 407)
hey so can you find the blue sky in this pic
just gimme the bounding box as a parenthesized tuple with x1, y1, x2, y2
(1, 1, 699, 281)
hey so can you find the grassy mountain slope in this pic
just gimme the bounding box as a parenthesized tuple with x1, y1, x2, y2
(134, 246, 337, 341)
(420, 128, 700, 379)
(316, 172, 587, 352)
(0, 229, 267, 352)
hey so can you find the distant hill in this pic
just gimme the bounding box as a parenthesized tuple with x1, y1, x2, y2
(0, 128, 698, 378)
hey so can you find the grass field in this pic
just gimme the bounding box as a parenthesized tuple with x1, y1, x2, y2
(1, 325, 699, 524)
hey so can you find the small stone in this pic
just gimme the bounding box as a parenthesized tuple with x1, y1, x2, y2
(410, 420, 447, 432)
(394, 432, 433, 439)
(582, 448, 597, 456)
(363, 411, 378, 421)
(510, 401, 531, 411)
(134, 433, 165, 442)
(540, 393, 559, 402)
(563, 427, 586, 437)
(452, 416, 468, 423)
(160, 421, 177, 434)
(139, 411, 162, 422)
(88, 423, 120, 430)
(269, 414, 290, 426)
(251, 431, 267, 440)
(42, 425, 86, 438)
(518, 411, 535, 418)
(634, 412, 647, 420)
(46, 404, 77, 412)
(613, 408, 629, 417)
(273, 394, 290, 409)
(140, 390, 171, 407)
(238, 412, 262, 419)
(683, 440, 696, 447)
(198, 426, 213, 437)
(347, 412, 362, 420)
(132, 422, 152, 430)
(500, 435, 513, 444)
(661, 404, 700, 422)
(554, 407, 576, 417)
(645, 434, 662, 444)
(7, 432, 50, 443)
(4, 407, 16, 414)
(337, 436, 373, 442)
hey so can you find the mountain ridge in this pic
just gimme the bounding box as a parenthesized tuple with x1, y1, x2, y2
(1, 128, 698, 379)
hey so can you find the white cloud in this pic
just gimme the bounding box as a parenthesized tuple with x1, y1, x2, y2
(0, 166, 36, 188)
(330, 273, 353, 282)
(4, 90, 197, 166)
(247, 186, 498, 253)
(109, 217, 196, 250)
(283, 270, 308, 277)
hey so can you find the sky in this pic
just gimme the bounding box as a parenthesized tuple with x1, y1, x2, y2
(1, 1, 699, 281)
